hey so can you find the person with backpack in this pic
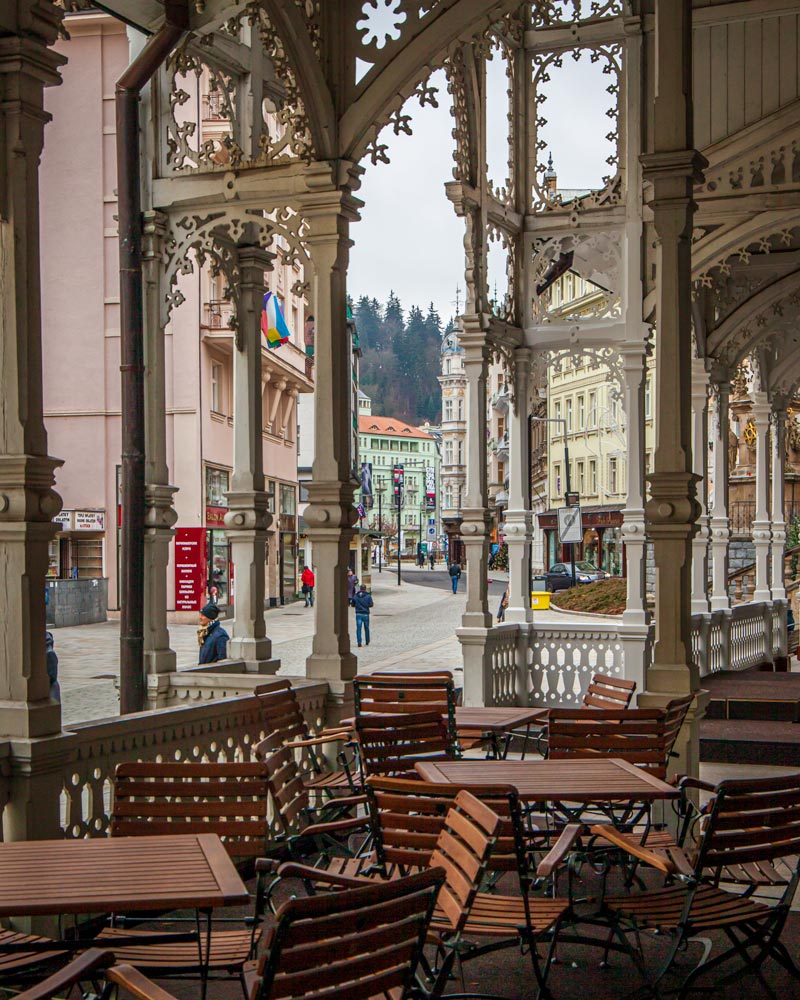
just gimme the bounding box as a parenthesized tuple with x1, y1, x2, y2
(301, 565, 315, 607)
(353, 583, 374, 647)
(448, 562, 462, 594)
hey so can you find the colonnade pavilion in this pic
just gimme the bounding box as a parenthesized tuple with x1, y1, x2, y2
(1, 0, 800, 839)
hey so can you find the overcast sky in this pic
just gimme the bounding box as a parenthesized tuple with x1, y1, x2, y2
(348, 46, 617, 324)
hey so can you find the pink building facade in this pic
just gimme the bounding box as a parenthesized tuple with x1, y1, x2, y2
(40, 10, 311, 621)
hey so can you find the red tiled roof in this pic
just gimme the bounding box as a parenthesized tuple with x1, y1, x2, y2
(358, 415, 433, 439)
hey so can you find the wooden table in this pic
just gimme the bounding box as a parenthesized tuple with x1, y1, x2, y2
(415, 758, 679, 807)
(0, 834, 249, 917)
(455, 707, 547, 759)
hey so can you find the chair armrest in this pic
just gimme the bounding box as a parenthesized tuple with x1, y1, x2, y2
(286, 732, 352, 749)
(255, 857, 281, 874)
(317, 794, 366, 812)
(302, 815, 370, 837)
(589, 824, 679, 876)
(676, 775, 716, 795)
(277, 861, 372, 889)
(15, 950, 115, 1000)
(108, 964, 183, 1000)
(536, 824, 584, 878)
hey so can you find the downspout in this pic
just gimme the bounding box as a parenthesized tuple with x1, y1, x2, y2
(116, 1, 189, 714)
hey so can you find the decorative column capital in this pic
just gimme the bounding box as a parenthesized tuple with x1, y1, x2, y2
(142, 210, 169, 261)
(236, 243, 275, 281)
(144, 483, 178, 530)
(224, 490, 273, 532)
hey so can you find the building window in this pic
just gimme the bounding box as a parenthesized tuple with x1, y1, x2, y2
(457, 398, 463, 420)
(577, 460, 585, 493)
(445, 358, 451, 374)
(565, 398, 573, 433)
(609, 457, 618, 494)
(457, 440, 463, 464)
(554, 463, 561, 496)
(211, 362, 223, 413)
(444, 399, 453, 421)
(645, 451, 652, 474)
(645, 377, 652, 419)
(554, 400, 561, 426)
(588, 391, 596, 428)
(267, 480, 276, 514)
(445, 441, 453, 464)
(445, 486, 453, 509)
(578, 395, 585, 430)
(589, 459, 597, 495)
(205, 466, 229, 507)
(280, 484, 296, 516)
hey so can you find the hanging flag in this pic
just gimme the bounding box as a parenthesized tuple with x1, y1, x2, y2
(261, 291, 291, 348)
(356, 502, 366, 520)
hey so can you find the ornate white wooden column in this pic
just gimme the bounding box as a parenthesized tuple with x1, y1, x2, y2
(460, 324, 492, 630)
(142, 212, 178, 703)
(304, 187, 360, 697)
(457, 321, 493, 707)
(639, 0, 705, 776)
(709, 376, 731, 611)
(504, 347, 532, 626)
(620, 344, 648, 626)
(0, 1, 66, 842)
(224, 245, 278, 672)
(690, 360, 710, 614)
(751, 394, 772, 603)
(770, 407, 787, 602)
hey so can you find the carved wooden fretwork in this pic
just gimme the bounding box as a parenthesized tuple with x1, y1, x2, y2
(531, 229, 622, 323)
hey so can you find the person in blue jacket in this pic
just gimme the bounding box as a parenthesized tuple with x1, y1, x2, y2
(198, 602, 230, 664)
(353, 584, 374, 648)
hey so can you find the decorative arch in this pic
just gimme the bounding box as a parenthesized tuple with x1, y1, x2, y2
(706, 269, 800, 361)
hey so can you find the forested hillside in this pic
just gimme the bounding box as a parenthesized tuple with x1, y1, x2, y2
(352, 292, 454, 426)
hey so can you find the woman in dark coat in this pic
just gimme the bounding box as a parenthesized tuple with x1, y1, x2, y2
(197, 603, 230, 664)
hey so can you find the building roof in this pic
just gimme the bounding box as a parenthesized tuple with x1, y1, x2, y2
(358, 415, 434, 440)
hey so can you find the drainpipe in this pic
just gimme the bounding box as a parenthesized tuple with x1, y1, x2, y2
(116, 1, 189, 713)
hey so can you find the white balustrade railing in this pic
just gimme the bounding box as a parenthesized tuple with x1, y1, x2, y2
(485, 625, 520, 706)
(524, 624, 625, 707)
(691, 602, 779, 676)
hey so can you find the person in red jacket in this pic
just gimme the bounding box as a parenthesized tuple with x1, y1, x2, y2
(301, 565, 315, 607)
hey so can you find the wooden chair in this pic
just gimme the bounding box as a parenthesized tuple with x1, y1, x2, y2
(514, 671, 638, 758)
(17, 868, 449, 1000)
(254, 680, 357, 795)
(100, 762, 273, 995)
(0, 933, 70, 989)
(354, 710, 458, 781)
(279, 786, 579, 999)
(592, 772, 800, 998)
(12, 949, 116, 1000)
(254, 740, 372, 878)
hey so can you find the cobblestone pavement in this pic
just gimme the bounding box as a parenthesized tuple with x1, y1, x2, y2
(54, 566, 609, 726)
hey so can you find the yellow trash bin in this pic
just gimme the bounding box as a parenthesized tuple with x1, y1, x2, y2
(531, 592, 551, 610)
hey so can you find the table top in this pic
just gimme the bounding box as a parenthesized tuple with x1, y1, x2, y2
(454, 706, 547, 733)
(415, 758, 679, 803)
(0, 834, 250, 917)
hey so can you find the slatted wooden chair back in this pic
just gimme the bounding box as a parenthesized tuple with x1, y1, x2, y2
(254, 868, 445, 1000)
(111, 761, 271, 860)
(355, 711, 456, 780)
(546, 706, 676, 780)
(354, 674, 458, 742)
(366, 777, 522, 876)
(429, 790, 502, 936)
(582, 673, 637, 710)
(254, 680, 309, 753)
(258, 744, 308, 838)
(695, 773, 800, 882)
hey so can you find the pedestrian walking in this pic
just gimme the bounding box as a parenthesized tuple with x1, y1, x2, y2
(45, 630, 60, 702)
(448, 562, 462, 594)
(496, 587, 509, 623)
(197, 603, 230, 664)
(301, 565, 315, 607)
(347, 567, 359, 605)
(428, 550, 435, 571)
(353, 583, 374, 647)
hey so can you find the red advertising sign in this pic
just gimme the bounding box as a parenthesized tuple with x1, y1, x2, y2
(174, 527, 207, 611)
(205, 505, 227, 527)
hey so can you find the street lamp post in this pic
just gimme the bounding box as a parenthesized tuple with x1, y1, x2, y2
(375, 477, 385, 573)
(532, 415, 576, 585)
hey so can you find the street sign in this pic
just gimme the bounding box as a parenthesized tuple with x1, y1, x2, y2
(557, 505, 583, 544)
(427, 524, 436, 538)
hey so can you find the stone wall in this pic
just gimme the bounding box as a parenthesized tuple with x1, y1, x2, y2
(46, 579, 108, 627)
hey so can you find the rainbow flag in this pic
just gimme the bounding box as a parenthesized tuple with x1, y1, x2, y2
(261, 291, 291, 348)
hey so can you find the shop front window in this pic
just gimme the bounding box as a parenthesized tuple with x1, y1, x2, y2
(208, 530, 230, 605)
(280, 484, 296, 516)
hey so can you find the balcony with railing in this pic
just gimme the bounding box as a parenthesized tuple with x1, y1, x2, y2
(203, 299, 234, 330)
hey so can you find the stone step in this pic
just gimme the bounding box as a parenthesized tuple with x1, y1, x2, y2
(700, 718, 800, 768)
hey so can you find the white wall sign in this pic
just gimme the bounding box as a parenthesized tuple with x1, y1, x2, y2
(74, 510, 105, 531)
(53, 511, 73, 530)
(557, 505, 583, 544)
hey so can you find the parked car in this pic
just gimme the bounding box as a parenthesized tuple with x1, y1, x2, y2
(544, 561, 609, 592)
